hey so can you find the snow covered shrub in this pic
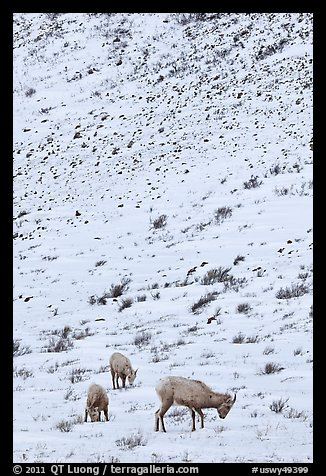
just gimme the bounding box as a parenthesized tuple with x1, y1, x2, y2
(148, 282, 159, 289)
(276, 283, 309, 299)
(174, 13, 221, 25)
(175, 338, 186, 346)
(232, 332, 245, 344)
(64, 387, 79, 401)
(269, 397, 289, 413)
(190, 291, 218, 313)
(151, 291, 160, 300)
(45, 13, 61, 21)
(89, 279, 132, 305)
(298, 271, 309, 281)
(243, 175, 263, 189)
(261, 362, 284, 374)
(246, 335, 260, 343)
(88, 295, 97, 305)
(47, 362, 59, 373)
(214, 206, 232, 224)
(69, 368, 89, 384)
(118, 297, 133, 312)
(201, 267, 230, 285)
(293, 347, 304, 356)
(297, 180, 313, 196)
(151, 453, 163, 463)
(61, 325, 71, 338)
(109, 277, 131, 298)
(14, 367, 33, 379)
(151, 344, 170, 363)
(233, 254, 245, 265)
(201, 266, 232, 285)
(92, 293, 111, 305)
(233, 333, 259, 343)
(151, 352, 166, 363)
(255, 38, 289, 61)
(266, 163, 284, 176)
(136, 294, 147, 302)
(115, 431, 147, 449)
(42, 255, 58, 261)
(95, 260, 107, 267)
(97, 365, 109, 374)
(151, 214, 167, 229)
(195, 220, 212, 232)
(17, 210, 29, 219)
(223, 276, 248, 292)
(25, 87, 36, 97)
(284, 408, 307, 420)
(213, 425, 227, 433)
(201, 350, 215, 358)
(13, 339, 32, 357)
(309, 305, 313, 319)
(274, 186, 290, 196)
(55, 419, 73, 432)
(177, 13, 202, 24)
(43, 326, 74, 353)
(71, 327, 94, 340)
(55, 415, 83, 433)
(134, 330, 152, 348)
(236, 303, 252, 314)
(166, 407, 188, 421)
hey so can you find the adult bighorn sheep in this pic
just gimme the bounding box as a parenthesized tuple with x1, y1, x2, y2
(155, 376, 236, 432)
(109, 352, 138, 389)
(84, 383, 109, 422)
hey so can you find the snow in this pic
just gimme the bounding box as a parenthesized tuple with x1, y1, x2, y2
(13, 12, 313, 463)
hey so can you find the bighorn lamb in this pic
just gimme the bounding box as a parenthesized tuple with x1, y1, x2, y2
(109, 352, 138, 389)
(155, 376, 236, 432)
(84, 383, 109, 422)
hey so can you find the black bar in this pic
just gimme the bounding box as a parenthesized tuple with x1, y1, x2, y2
(11, 463, 315, 476)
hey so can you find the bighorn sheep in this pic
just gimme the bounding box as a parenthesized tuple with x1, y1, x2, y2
(109, 352, 138, 389)
(84, 383, 109, 422)
(155, 376, 236, 432)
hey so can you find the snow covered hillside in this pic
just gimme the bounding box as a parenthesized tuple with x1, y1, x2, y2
(13, 13, 313, 463)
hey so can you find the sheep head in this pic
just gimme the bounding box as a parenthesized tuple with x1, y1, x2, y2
(217, 394, 236, 419)
(127, 368, 138, 385)
(88, 406, 100, 422)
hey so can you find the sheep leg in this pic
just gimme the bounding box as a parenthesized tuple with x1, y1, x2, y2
(160, 414, 167, 433)
(111, 371, 116, 390)
(121, 375, 126, 388)
(195, 408, 205, 429)
(104, 407, 109, 421)
(156, 399, 173, 432)
(190, 409, 196, 431)
(155, 409, 160, 431)
(84, 409, 88, 422)
(155, 407, 167, 432)
(115, 374, 120, 389)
